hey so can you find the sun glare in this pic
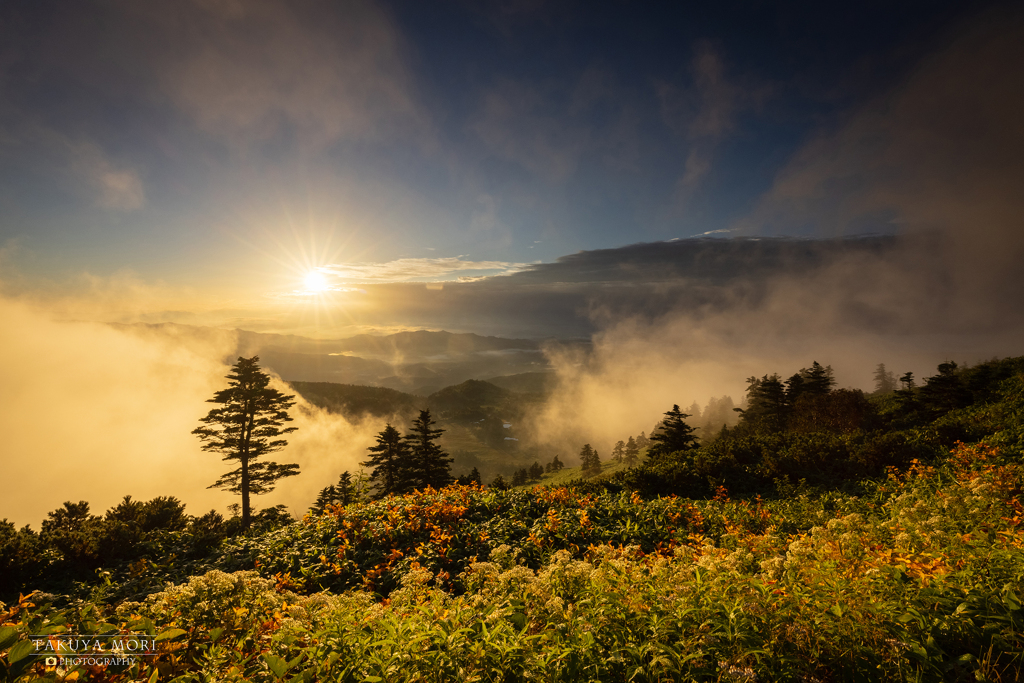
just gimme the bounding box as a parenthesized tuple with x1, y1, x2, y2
(303, 270, 330, 293)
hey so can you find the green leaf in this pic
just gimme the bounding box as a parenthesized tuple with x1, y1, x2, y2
(7, 639, 35, 664)
(265, 653, 289, 678)
(156, 628, 188, 642)
(208, 627, 225, 643)
(830, 604, 843, 618)
(0, 627, 18, 651)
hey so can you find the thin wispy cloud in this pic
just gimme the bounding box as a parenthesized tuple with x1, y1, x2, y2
(321, 257, 530, 283)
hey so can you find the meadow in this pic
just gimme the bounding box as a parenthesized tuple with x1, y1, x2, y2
(2, 358, 1022, 681)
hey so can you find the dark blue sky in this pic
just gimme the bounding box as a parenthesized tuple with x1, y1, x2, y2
(0, 0, 1017, 301)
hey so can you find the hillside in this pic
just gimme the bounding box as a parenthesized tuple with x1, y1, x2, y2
(3, 355, 1022, 681)
(287, 381, 422, 420)
(483, 371, 557, 394)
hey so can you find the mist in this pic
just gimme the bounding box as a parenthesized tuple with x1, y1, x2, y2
(0, 293, 380, 529)
(526, 8, 1024, 457)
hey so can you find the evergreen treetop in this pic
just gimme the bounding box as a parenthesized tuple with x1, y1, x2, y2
(647, 405, 699, 458)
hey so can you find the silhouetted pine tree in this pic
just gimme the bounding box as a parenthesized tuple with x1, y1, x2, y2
(921, 361, 971, 413)
(647, 405, 699, 459)
(740, 375, 788, 432)
(193, 356, 299, 529)
(528, 462, 544, 481)
(801, 361, 835, 397)
(361, 424, 409, 498)
(546, 455, 564, 473)
(403, 409, 454, 491)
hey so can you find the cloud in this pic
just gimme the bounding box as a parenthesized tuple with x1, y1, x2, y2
(0, 288, 382, 529)
(0, 121, 145, 211)
(67, 138, 146, 210)
(320, 257, 531, 284)
(522, 4, 1024, 453)
(470, 69, 640, 182)
(737, 7, 1024, 246)
(1, 0, 431, 153)
(150, 0, 430, 150)
(658, 42, 770, 192)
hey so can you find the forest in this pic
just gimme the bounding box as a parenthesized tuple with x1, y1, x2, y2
(1, 355, 1022, 681)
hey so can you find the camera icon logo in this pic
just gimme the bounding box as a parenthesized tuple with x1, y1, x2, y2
(45, 657, 57, 666)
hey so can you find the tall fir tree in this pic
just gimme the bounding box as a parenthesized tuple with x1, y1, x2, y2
(647, 405, 699, 458)
(512, 468, 528, 486)
(361, 424, 410, 498)
(403, 409, 454, 491)
(580, 444, 601, 474)
(193, 356, 299, 529)
(801, 361, 835, 397)
(740, 374, 788, 432)
(624, 437, 640, 467)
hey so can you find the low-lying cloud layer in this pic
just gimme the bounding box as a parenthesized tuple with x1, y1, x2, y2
(0, 294, 382, 529)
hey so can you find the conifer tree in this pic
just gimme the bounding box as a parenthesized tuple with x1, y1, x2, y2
(624, 437, 640, 467)
(457, 467, 483, 486)
(193, 356, 299, 529)
(611, 440, 625, 463)
(512, 468, 528, 486)
(801, 361, 835, 396)
(740, 375, 788, 432)
(311, 485, 337, 514)
(920, 361, 970, 413)
(361, 424, 409, 498)
(528, 461, 545, 481)
(403, 409, 453, 491)
(336, 471, 357, 505)
(647, 405, 699, 459)
(873, 363, 897, 394)
(580, 444, 601, 474)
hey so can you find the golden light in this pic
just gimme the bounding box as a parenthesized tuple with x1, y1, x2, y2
(303, 270, 330, 293)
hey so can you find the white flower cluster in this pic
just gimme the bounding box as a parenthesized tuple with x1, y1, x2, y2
(124, 570, 292, 628)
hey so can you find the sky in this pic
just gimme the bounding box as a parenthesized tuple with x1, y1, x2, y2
(1, 0, 1017, 307)
(2, 0, 1023, 526)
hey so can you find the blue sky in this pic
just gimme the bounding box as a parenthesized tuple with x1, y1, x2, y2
(0, 0, 1004, 291)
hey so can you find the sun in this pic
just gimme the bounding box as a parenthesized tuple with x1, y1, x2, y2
(303, 270, 330, 293)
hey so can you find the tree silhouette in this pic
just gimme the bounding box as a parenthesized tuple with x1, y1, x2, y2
(362, 424, 409, 498)
(741, 375, 788, 432)
(404, 409, 454, 491)
(512, 468, 528, 486)
(193, 356, 299, 529)
(528, 461, 545, 481)
(580, 444, 601, 475)
(647, 405, 699, 458)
